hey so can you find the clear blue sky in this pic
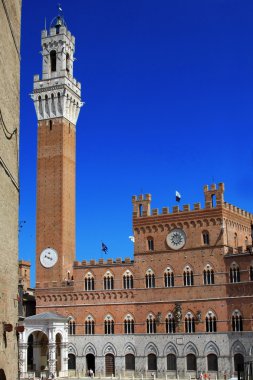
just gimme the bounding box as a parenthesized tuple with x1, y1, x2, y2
(19, 0, 253, 286)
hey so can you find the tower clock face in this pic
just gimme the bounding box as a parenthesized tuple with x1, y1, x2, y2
(40, 247, 58, 268)
(166, 229, 186, 250)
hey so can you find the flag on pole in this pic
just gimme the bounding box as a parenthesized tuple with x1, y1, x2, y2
(58, 3, 63, 12)
(101, 242, 108, 253)
(175, 191, 181, 202)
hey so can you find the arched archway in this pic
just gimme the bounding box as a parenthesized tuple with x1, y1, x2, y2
(28, 331, 49, 373)
(86, 353, 95, 375)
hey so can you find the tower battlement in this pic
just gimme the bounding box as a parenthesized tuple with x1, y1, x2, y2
(132, 183, 253, 220)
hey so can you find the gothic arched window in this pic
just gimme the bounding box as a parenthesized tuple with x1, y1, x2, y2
(68, 317, 76, 335)
(183, 266, 194, 286)
(165, 312, 175, 333)
(124, 314, 134, 334)
(104, 271, 114, 290)
(230, 263, 240, 283)
(146, 314, 156, 334)
(123, 270, 133, 289)
(203, 264, 214, 285)
(85, 272, 94, 291)
(185, 312, 195, 333)
(164, 267, 174, 287)
(146, 269, 155, 288)
(104, 315, 114, 334)
(205, 311, 217, 332)
(232, 310, 243, 332)
(85, 315, 95, 335)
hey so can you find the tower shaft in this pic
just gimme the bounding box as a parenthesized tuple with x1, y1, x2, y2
(32, 17, 82, 285)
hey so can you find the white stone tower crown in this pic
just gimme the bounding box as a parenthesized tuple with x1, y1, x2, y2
(32, 15, 83, 125)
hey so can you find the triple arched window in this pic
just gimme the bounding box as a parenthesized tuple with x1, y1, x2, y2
(85, 315, 95, 335)
(230, 263, 240, 283)
(104, 271, 114, 290)
(205, 311, 217, 332)
(165, 312, 175, 333)
(146, 314, 156, 333)
(185, 312, 195, 333)
(124, 314, 135, 334)
(232, 310, 243, 332)
(146, 269, 155, 288)
(123, 270, 133, 289)
(85, 272, 94, 291)
(183, 266, 194, 286)
(164, 267, 174, 287)
(203, 264, 214, 285)
(104, 315, 114, 334)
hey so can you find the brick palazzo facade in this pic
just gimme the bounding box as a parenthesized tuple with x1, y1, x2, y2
(29, 15, 253, 379)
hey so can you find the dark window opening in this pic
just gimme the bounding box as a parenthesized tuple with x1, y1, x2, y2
(125, 354, 135, 371)
(207, 354, 218, 371)
(250, 266, 253, 281)
(187, 354, 196, 371)
(68, 354, 76, 370)
(148, 238, 154, 251)
(167, 354, 177, 371)
(148, 354, 157, 371)
(203, 232, 210, 245)
(50, 50, 57, 72)
(139, 204, 143, 216)
(66, 53, 70, 72)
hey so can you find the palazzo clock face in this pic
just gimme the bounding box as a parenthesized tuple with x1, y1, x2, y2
(40, 247, 58, 268)
(166, 229, 186, 250)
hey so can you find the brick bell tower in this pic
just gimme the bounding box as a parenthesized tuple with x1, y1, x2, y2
(32, 15, 82, 285)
